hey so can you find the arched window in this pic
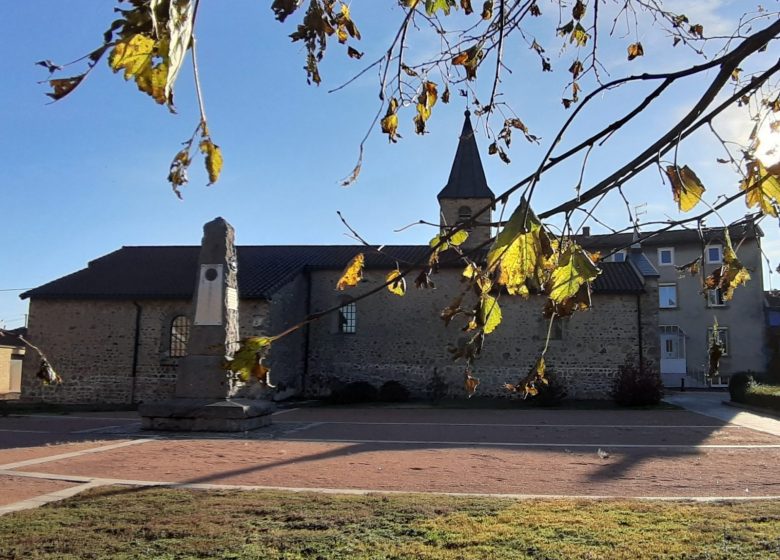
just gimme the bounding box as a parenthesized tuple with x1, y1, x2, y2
(170, 315, 191, 358)
(458, 206, 473, 230)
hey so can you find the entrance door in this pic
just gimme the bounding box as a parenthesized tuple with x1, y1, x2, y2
(659, 325, 686, 375)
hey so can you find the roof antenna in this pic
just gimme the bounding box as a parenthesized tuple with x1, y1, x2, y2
(633, 202, 647, 230)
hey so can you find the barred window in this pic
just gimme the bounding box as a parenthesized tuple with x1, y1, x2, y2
(339, 302, 357, 334)
(170, 315, 191, 358)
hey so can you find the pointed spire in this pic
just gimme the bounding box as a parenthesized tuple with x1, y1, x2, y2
(437, 110, 495, 200)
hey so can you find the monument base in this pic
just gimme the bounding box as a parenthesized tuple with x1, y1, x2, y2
(139, 398, 275, 432)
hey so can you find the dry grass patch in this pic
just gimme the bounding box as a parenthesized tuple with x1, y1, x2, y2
(0, 487, 778, 559)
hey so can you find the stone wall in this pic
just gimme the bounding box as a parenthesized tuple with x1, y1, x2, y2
(438, 198, 493, 248)
(266, 272, 309, 398)
(305, 269, 659, 400)
(21, 298, 269, 405)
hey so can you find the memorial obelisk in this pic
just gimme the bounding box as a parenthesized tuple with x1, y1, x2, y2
(140, 217, 274, 431)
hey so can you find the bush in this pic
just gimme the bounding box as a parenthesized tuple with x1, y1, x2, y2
(328, 381, 378, 404)
(379, 380, 410, 402)
(613, 356, 663, 407)
(534, 372, 568, 407)
(744, 384, 780, 411)
(728, 372, 755, 403)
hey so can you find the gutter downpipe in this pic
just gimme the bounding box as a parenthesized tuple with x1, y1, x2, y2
(636, 293, 644, 374)
(130, 301, 142, 405)
(301, 267, 313, 396)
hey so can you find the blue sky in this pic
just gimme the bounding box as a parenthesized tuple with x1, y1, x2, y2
(2, 0, 779, 328)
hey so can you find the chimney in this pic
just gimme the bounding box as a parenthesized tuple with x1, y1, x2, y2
(582, 226, 590, 236)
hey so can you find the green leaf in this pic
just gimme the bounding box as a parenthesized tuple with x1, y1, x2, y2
(425, 0, 456, 16)
(224, 336, 274, 382)
(486, 199, 551, 296)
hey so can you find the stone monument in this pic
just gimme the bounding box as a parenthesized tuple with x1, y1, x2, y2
(139, 217, 274, 431)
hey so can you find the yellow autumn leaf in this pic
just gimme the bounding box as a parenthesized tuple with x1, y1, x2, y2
(666, 165, 706, 212)
(109, 33, 169, 105)
(386, 270, 406, 296)
(479, 294, 502, 334)
(337, 253, 365, 290)
(627, 42, 644, 60)
(741, 158, 780, 216)
(452, 45, 482, 80)
(714, 230, 751, 301)
(199, 139, 223, 185)
(414, 81, 438, 134)
(548, 245, 600, 304)
(486, 199, 551, 296)
(465, 372, 480, 397)
(381, 97, 400, 142)
(224, 336, 273, 380)
(450, 230, 468, 246)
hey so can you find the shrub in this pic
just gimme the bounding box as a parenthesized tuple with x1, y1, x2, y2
(328, 381, 378, 404)
(742, 383, 780, 412)
(379, 380, 410, 402)
(613, 356, 663, 407)
(728, 372, 755, 403)
(534, 372, 568, 407)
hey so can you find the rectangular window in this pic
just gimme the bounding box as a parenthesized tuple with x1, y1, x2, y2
(707, 288, 725, 307)
(339, 301, 357, 334)
(707, 326, 729, 356)
(658, 247, 674, 266)
(706, 245, 723, 264)
(658, 284, 677, 308)
(605, 250, 627, 262)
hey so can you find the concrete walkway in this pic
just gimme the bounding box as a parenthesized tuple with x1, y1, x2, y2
(664, 391, 780, 437)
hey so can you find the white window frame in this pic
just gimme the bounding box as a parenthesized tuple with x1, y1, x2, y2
(605, 250, 627, 263)
(707, 288, 725, 308)
(658, 283, 678, 309)
(657, 247, 675, 266)
(707, 326, 729, 357)
(706, 244, 723, 264)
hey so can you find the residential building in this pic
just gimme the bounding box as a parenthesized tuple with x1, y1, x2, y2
(582, 220, 766, 388)
(0, 328, 25, 400)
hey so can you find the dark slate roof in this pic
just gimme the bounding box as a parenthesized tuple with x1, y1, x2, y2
(766, 290, 780, 309)
(437, 111, 495, 200)
(21, 245, 644, 301)
(578, 220, 761, 251)
(0, 327, 26, 348)
(594, 262, 645, 293)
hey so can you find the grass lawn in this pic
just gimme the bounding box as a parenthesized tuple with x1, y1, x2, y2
(1, 488, 778, 559)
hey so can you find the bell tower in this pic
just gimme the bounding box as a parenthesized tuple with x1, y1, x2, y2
(437, 110, 495, 248)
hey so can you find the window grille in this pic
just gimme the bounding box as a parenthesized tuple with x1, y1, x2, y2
(339, 302, 357, 334)
(170, 315, 191, 358)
